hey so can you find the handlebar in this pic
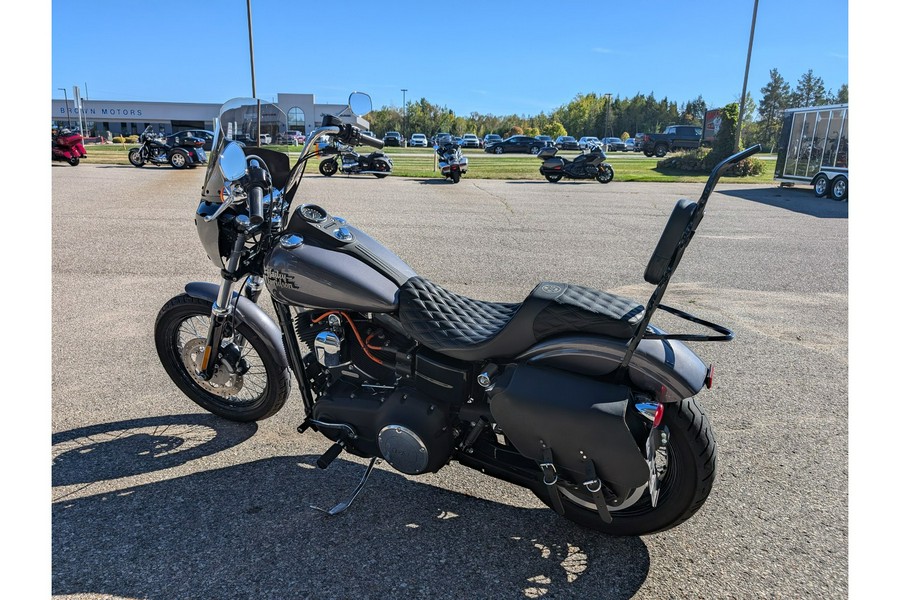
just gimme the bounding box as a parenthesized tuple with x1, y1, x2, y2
(358, 131, 384, 149)
(248, 186, 264, 226)
(698, 144, 762, 210)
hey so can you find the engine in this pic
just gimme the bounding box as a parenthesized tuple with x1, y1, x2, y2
(297, 310, 470, 475)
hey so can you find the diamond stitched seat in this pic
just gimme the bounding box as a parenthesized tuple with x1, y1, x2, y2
(398, 277, 645, 361)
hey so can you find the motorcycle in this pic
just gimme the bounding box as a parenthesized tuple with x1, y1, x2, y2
(318, 140, 392, 178)
(52, 128, 86, 166)
(154, 93, 761, 536)
(128, 126, 207, 169)
(435, 139, 468, 183)
(538, 142, 614, 183)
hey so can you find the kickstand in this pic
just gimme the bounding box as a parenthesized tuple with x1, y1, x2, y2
(311, 457, 378, 516)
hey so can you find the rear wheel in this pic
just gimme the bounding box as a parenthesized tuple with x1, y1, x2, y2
(169, 149, 188, 169)
(495, 146, 503, 154)
(530, 146, 540, 155)
(829, 176, 848, 201)
(319, 158, 338, 176)
(450, 169, 461, 183)
(154, 294, 290, 422)
(373, 159, 391, 179)
(813, 174, 831, 198)
(532, 397, 716, 536)
(128, 149, 145, 167)
(545, 174, 563, 183)
(596, 164, 614, 184)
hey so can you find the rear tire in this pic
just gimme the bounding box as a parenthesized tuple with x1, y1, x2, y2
(373, 159, 391, 179)
(154, 294, 290, 422)
(495, 146, 503, 154)
(829, 176, 848, 201)
(450, 169, 461, 183)
(169, 149, 188, 169)
(532, 397, 716, 536)
(545, 174, 563, 183)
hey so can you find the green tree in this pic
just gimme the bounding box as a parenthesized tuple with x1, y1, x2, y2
(703, 102, 740, 169)
(836, 83, 848, 104)
(681, 95, 708, 124)
(543, 121, 567, 138)
(758, 68, 791, 152)
(791, 69, 827, 107)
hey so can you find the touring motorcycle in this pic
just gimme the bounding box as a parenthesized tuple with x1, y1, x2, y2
(154, 93, 760, 536)
(128, 126, 207, 169)
(538, 142, 614, 183)
(52, 128, 86, 166)
(318, 141, 392, 178)
(435, 139, 468, 183)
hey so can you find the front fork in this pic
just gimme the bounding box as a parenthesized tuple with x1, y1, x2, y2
(198, 233, 263, 380)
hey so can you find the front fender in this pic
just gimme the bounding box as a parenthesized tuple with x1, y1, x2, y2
(184, 282, 288, 366)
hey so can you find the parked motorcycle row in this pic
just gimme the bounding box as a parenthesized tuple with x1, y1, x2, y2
(51, 128, 87, 166)
(318, 141, 392, 178)
(153, 91, 762, 537)
(128, 126, 208, 169)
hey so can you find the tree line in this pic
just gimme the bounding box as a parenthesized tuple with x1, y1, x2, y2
(365, 68, 847, 152)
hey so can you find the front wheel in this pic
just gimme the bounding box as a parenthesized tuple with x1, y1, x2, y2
(154, 294, 290, 422)
(654, 144, 667, 158)
(68, 156, 80, 166)
(813, 174, 831, 198)
(494, 146, 503, 154)
(128, 149, 145, 167)
(319, 158, 338, 176)
(530, 146, 540, 155)
(532, 397, 716, 536)
(596, 164, 614, 183)
(169, 149, 188, 169)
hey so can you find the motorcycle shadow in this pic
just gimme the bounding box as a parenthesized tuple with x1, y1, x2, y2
(52, 414, 257, 487)
(53, 447, 650, 599)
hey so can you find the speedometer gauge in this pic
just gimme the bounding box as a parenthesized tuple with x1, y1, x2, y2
(300, 204, 328, 223)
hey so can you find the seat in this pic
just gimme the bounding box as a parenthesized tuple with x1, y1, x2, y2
(398, 277, 645, 361)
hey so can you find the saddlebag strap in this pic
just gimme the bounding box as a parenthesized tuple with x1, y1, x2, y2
(540, 447, 565, 516)
(583, 460, 613, 524)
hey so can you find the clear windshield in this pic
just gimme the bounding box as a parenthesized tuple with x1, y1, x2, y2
(202, 98, 288, 201)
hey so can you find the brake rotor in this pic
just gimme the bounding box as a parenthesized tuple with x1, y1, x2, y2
(181, 338, 244, 395)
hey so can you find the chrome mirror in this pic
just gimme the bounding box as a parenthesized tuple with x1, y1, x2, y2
(349, 92, 372, 116)
(218, 141, 247, 182)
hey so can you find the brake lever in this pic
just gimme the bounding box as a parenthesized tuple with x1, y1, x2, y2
(204, 184, 238, 222)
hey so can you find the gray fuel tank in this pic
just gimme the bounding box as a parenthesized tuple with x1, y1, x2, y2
(265, 241, 400, 312)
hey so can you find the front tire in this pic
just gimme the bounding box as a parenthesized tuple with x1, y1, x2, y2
(319, 158, 338, 176)
(654, 144, 667, 158)
(128, 149, 145, 167)
(68, 156, 80, 166)
(596, 164, 614, 184)
(530, 146, 540, 155)
(154, 294, 290, 422)
(532, 397, 716, 536)
(169, 149, 188, 169)
(495, 146, 503, 154)
(813, 174, 831, 198)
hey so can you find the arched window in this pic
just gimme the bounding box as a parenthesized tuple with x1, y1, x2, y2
(288, 107, 305, 132)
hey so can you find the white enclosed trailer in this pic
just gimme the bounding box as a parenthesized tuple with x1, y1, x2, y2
(773, 104, 848, 201)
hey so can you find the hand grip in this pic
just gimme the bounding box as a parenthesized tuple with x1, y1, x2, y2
(248, 186, 264, 226)
(359, 132, 384, 149)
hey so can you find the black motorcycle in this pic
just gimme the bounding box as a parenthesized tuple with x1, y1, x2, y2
(154, 93, 761, 536)
(538, 143, 614, 183)
(128, 126, 207, 169)
(318, 141, 392, 178)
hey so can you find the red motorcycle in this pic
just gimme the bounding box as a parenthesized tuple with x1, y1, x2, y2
(52, 129, 87, 166)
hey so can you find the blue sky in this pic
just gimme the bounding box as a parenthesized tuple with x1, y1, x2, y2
(50, 0, 848, 116)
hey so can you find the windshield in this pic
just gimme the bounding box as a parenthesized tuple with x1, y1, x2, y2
(203, 98, 288, 200)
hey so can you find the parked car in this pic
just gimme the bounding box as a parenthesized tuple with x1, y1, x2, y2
(601, 137, 627, 151)
(277, 130, 305, 145)
(484, 135, 547, 155)
(384, 131, 403, 146)
(625, 138, 635, 151)
(482, 134, 502, 148)
(461, 133, 481, 148)
(554, 135, 580, 150)
(535, 135, 554, 148)
(633, 133, 644, 152)
(578, 136, 601, 149)
(409, 133, 428, 147)
(171, 129, 215, 151)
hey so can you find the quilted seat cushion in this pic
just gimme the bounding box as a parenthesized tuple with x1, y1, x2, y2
(398, 277, 645, 361)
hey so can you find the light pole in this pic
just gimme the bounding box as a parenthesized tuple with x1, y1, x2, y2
(401, 88, 408, 141)
(603, 93, 612, 146)
(58, 87, 71, 127)
(735, 0, 759, 152)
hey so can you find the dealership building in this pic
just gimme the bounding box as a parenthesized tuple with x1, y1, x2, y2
(50, 93, 366, 138)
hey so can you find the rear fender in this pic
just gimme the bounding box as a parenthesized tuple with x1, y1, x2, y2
(515, 331, 708, 402)
(184, 282, 288, 366)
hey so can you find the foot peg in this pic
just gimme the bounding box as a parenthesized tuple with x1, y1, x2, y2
(316, 441, 344, 469)
(311, 457, 378, 516)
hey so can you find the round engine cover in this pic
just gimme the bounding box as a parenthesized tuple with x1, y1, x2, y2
(377, 425, 429, 474)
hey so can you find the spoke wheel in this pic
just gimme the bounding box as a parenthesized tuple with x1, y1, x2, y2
(319, 159, 337, 176)
(154, 294, 290, 422)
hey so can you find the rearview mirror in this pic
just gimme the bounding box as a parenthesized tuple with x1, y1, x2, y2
(349, 92, 372, 116)
(218, 141, 247, 182)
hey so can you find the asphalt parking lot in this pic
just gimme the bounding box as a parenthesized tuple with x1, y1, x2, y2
(51, 164, 848, 599)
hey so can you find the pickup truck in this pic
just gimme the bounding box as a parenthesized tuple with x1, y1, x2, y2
(642, 125, 702, 157)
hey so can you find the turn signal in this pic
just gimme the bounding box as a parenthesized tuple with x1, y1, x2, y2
(705, 365, 715, 389)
